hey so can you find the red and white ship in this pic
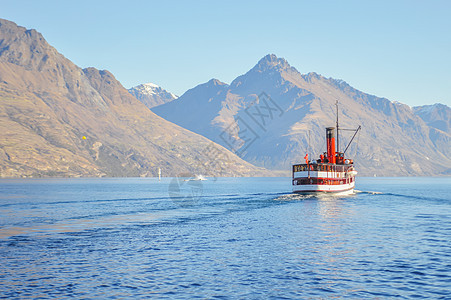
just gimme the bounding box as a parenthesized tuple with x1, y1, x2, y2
(292, 104, 361, 195)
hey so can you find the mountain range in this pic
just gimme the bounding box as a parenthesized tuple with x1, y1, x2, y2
(0, 18, 449, 178)
(152, 55, 450, 176)
(0, 18, 266, 177)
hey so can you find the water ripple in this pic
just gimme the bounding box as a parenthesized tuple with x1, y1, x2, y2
(0, 177, 450, 299)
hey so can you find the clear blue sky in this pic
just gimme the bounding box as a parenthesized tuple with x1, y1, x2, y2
(1, 0, 450, 106)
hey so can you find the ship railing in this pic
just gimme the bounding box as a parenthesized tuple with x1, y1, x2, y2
(292, 163, 353, 173)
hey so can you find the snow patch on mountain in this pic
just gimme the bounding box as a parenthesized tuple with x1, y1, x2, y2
(128, 83, 177, 109)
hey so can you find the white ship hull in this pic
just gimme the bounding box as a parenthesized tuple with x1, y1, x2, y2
(292, 182, 355, 195)
(292, 166, 357, 196)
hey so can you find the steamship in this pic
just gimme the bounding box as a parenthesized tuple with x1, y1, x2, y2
(292, 103, 361, 195)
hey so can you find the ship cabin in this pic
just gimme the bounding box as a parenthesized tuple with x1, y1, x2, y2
(292, 157, 356, 186)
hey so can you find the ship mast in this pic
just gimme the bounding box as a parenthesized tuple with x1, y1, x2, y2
(336, 100, 339, 153)
(335, 100, 361, 155)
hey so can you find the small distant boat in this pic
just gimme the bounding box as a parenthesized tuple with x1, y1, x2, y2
(184, 175, 207, 181)
(292, 102, 361, 195)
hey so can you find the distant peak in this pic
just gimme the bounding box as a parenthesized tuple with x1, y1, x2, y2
(0, 18, 53, 69)
(129, 82, 161, 90)
(256, 54, 291, 70)
(0, 18, 21, 30)
(128, 82, 177, 100)
(0, 18, 46, 44)
(419, 103, 448, 109)
(207, 78, 227, 86)
(413, 103, 450, 112)
(129, 82, 161, 92)
(142, 82, 159, 88)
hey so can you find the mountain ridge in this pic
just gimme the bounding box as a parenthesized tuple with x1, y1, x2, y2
(0, 18, 268, 178)
(152, 54, 450, 176)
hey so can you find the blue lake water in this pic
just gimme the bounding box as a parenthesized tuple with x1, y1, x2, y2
(0, 177, 450, 299)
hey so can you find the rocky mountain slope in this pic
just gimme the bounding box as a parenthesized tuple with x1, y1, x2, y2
(0, 19, 267, 177)
(153, 54, 451, 176)
(413, 103, 450, 134)
(128, 83, 177, 109)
